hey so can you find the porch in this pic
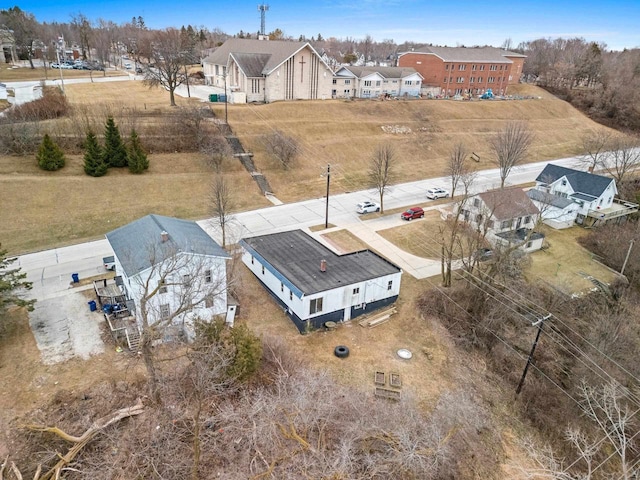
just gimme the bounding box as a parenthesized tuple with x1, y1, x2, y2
(584, 198, 639, 226)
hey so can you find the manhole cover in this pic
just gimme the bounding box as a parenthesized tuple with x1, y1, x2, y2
(397, 349, 412, 359)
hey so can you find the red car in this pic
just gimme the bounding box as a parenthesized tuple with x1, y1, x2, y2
(400, 206, 424, 221)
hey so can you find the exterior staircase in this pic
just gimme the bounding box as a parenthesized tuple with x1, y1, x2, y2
(125, 327, 141, 352)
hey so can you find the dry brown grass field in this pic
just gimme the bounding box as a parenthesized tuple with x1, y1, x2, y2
(210, 84, 615, 202)
(1, 81, 614, 255)
(0, 64, 127, 82)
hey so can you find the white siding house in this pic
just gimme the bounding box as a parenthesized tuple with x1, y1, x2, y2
(459, 188, 544, 252)
(106, 215, 231, 341)
(240, 230, 402, 333)
(333, 66, 423, 99)
(529, 164, 635, 227)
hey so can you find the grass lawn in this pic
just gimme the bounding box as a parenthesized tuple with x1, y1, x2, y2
(527, 226, 620, 294)
(377, 210, 446, 259)
(0, 64, 127, 82)
(321, 229, 369, 253)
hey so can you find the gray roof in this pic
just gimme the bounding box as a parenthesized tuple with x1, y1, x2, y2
(240, 230, 401, 295)
(106, 214, 229, 277)
(536, 164, 614, 198)
(401, 46, 525, 63)
(338, 65, 421, 79)
(527, 189, 575, 209)
(203, 38, 316, 75)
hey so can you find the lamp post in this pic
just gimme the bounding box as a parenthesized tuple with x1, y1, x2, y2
(55, 38, 65, 94)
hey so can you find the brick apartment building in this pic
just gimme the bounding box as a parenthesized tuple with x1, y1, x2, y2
(397, 46, 526, 96)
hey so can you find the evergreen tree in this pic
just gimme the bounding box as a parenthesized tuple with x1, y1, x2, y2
(83, 130, 108, 177)
(127, 129, 149, 174)
(1, 243, 35, 317)
(102, 116, 128, 168)
(36, 134, 65, 171)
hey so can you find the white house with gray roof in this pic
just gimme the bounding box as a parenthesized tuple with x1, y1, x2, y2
(240, 230, 402, 333)
(333, 66, 423, 99)
(528, 164, 637, 228)
(202, 38, 335, 103)
(106, 214, 231, 341)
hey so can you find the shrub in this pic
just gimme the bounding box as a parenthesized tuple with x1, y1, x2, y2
(36, 134, 65, 171)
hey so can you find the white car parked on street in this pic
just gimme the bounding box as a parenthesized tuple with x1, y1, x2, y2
(426, 187, 450, 200)
(356, 201, 381, 214)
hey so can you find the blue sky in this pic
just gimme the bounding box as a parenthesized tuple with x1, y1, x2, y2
(14, 0, 640, 51)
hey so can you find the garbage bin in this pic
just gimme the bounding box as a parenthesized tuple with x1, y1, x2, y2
(88, 300, 97, 312)
(209, 93, 218, 102)
(219, 94, 227, 102)
(71, 273, 79, 283)
(102, 304, 112, 314)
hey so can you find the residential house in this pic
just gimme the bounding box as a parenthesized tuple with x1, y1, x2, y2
(0, 27, 16, 64)
(202, 38, 335, 103)
(397, 46, 525, 96)
(333, 66, 423, 99)
(529, 164, 637, 227)
(460, 187, 544, 252)
(240, 230, 402, 333)
(105, 214, 232, 341)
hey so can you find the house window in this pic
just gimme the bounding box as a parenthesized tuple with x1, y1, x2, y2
(470, 77, 475, 83)
(524, 216, 531, 224)
(204, 269, 212, 283)
(487, 220, 494, 228)
(159, 281, 167, 294)
(309, 297, 323, 315)
(387, 280, 393, 291)
(160, 304, 170, 319)
(353, 287, 360, 295)
(405, 80, 413, 85)
(281, 282, 284, 292)
(473, 198, 480, 207)
(472, 64, 477, 71)
(490, 65, 497, 71)
(456, 77, 464, 83)
(459, 64, 466, 71)
(183, 274, 191, 286)
(477, 77, 483, 83)
(526, 241, 533, 249)
(479, 65, 485, 71)
(289, 290, 293, 301)
(463, 209, 470, 221)
(261, 265, 265, 275)
(501, 219, 513, 229)
(364, 80, 372, 86)
(445, 64, 449, 70)
(363, 89, 371, 96)
(376, 80, 381, 86)
(205, 295, 214, 308)
(251, 256, 254, 264)
(443, 77, 448, 83)
(344, 89, 351, 94)
(488, 77, 495, 83)
(332, 78, 337, 84)
(561, 179, 567, 186)
(475, 214, 483, 223)
(344, 79, 351, 85)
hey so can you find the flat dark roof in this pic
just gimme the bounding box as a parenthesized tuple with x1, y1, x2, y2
(241, 230, 401, 295)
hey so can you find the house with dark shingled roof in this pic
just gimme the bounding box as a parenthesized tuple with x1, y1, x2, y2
(240, 230, 402, 334)
(105, 214, 233, 341)
(529, 164, 638, 228)
(202, 38, 335, 103)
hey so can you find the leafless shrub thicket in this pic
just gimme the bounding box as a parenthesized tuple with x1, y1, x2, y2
(6, 337, 498, 480)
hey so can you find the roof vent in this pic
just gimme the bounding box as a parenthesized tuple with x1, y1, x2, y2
(160, 231, 169, 243)
(320, 259, 327, 272)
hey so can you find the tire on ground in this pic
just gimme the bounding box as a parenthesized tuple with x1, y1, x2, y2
(334, 345, 349, 358)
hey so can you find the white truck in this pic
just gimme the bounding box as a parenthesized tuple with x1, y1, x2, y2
(103, 255, 116, 271)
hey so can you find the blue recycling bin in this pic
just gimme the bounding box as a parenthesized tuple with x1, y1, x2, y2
(88, 300, 97, 312)
(71, 273, 79, 283)
(102, 304, 112, 314)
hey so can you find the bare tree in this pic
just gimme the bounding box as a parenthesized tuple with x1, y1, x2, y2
(143, 28, 189, 107)
(209, 175, 234, 247)
(0, 7, 39, 68)
(200, 134, 231, 172)
(369, 143, 396, 213)
(580, 130, 612, 171)
(262, 130, 299, 170)
(128, 242, 229, 403)
(602, 135, 640, 184)
(446, 142, 469, 198)
(70, 13, 92, 60)
(489, 121, 534, 188)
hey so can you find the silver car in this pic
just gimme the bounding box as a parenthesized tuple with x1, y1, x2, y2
(356, 201, 381, 214)
(426, 187, 450, 199)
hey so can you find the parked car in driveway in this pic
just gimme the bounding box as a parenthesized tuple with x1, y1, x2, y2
(426, 187, 450, 199)
(356, 201, 380, 214)
(400, 206, 425, 221)
(103, 255, 116, 271)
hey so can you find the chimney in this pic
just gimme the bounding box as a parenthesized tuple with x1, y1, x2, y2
(320, 259, 327, 272)
(160, 230, 169, 243)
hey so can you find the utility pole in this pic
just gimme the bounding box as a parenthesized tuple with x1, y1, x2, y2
(516, 314, 551, 395)
(620, 239, 635, 276)
(324, 164, 331, 229)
